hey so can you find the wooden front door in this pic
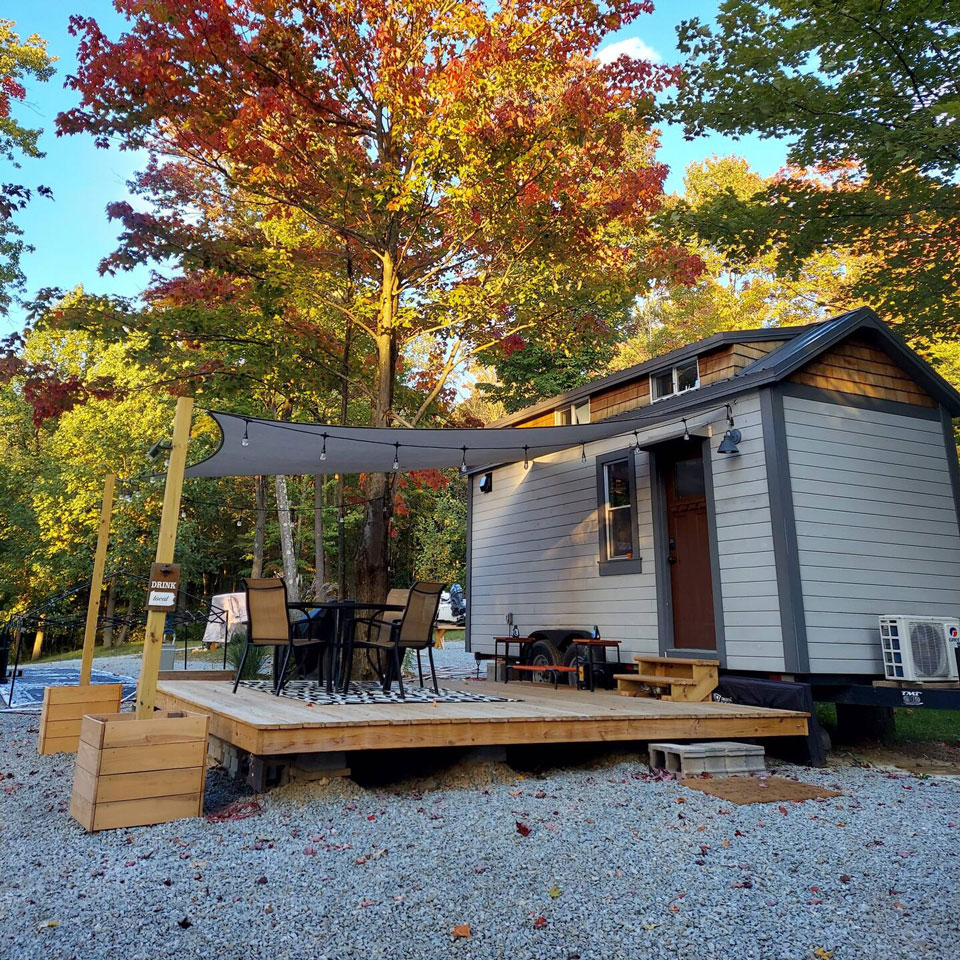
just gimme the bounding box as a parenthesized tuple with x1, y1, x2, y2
(662, 442, 716, 650)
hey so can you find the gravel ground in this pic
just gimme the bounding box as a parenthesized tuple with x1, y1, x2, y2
(2, 711, 958, 960)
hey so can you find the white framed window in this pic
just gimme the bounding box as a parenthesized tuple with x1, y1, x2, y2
(649, 359, 700, 402)
(555, 398, 590, 425)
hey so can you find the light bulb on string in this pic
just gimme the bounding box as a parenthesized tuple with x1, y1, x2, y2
(581, 443, 587, 464)
(241, 419, 250, 447)
(392, 443, 400, 472)
(633, 431, 641, 453)
(320, 432, 328, 462)
(459, 446, 468, 476)
(682, 418, 690, 441)
(236, 517, 243, 527)
(523, 445, 530, 470)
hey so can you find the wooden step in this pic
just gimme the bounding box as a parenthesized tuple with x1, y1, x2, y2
(613, 673, 696, 686)
(634, 655, 719, 667)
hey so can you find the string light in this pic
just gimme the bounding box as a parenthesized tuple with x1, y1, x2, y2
(581, 443, 587, 464)
(682, 418, 690, 441)
(236, 517, 242, 527)
(523, 445, 530, 470)
(319, 432, 328, 461)
(241, 419, 250, 447)
(633, 431, 641, 453)
(392, 442, 400, 472)
(459, 446, 468, 476)
(725, 403, 735, 428)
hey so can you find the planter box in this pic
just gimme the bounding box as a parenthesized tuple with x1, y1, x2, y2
(37, 683, 124, 755)
(70, 710, 209, 832)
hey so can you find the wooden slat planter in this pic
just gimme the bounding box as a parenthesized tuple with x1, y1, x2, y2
(70, 710, 209, 832)
(37, 683, 124, 755)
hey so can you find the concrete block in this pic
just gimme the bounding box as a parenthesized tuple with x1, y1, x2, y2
(648, 741, 765, 777)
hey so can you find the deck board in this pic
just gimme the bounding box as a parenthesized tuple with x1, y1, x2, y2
(155, 679, 808, 756)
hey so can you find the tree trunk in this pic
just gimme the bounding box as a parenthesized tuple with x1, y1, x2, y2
(311, 475, 325, 598)
(102, 578, 117, 649)
(275, 474, 299, 602)
(116, 598, 133, 646)
(252, 475, 266, 578)
(354, 254, 397, 604)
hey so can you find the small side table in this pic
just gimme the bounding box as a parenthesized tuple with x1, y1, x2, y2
(571, 638, 622, 691)
(492, 636, 535, 683)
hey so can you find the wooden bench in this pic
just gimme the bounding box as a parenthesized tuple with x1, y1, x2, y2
(614, 655, 719, 703)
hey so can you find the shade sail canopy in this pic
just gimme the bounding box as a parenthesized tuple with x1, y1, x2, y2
(186, 410, 711, 478)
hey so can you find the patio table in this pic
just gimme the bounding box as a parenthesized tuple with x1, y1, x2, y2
(287, 600, 405, 693)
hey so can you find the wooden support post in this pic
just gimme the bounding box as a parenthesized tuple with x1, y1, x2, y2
(135, 397, 193, 718)
(30, 623, 44, 661)
(79, 473, 116, 685)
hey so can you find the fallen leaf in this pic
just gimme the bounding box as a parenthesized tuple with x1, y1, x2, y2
(548, 885, 561, 899)
(839, 875, 852, 884)
(303, 846, 317, 856)
(451, 924, 471, 939)
(814, 949, 834, 960)
(778, 805, 789, 816)
(641, 922, 659, 931)
(360, 898, 378, 908)
(721, 839, 731, 848)
(533, 916, 547, 929)
(516, 821, 531, 837)
(36, 920, 58, 930)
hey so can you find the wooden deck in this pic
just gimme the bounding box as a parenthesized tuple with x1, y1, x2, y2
(155, 679, 808, 757)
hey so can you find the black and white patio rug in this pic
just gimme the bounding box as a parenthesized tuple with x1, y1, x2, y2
(239, 679, 516, 705)
(1, 667, 137, 711)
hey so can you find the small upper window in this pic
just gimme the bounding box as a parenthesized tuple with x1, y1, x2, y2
(555, 398, 590, 425)
(650, 359, 700, 402)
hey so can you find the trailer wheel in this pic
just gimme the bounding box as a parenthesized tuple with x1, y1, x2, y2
(562, 641, 607, 687)
(528, 639, 562, 683)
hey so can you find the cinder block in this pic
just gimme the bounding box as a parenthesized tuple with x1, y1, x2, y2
(648, 741, 765, 778)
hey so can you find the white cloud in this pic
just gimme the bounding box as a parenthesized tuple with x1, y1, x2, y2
(596, 37, 662, 65)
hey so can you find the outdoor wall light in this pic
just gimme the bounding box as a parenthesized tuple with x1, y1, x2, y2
(717, 428, 742, 455)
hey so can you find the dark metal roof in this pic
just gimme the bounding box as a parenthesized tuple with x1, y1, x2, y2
(492, 307, 960, 428)
(491, 324, 818, 427)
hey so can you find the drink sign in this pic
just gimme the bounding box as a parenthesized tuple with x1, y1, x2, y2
(146, 562, 181, 612)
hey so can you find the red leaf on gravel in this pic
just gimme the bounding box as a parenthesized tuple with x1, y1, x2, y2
(451, 924, 471, 939)
(778, 805, 789, 815)
(360, 898, 378, 908)
(516, 821, 531, 837)
(124, 861, 136, 867)
(303, 846, 317, 856)
(205, 799, 262, 823)
(533, 916, 547, 929)
(839, 875, 852, 884)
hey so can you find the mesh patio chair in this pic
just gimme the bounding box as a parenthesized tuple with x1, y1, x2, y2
(234, 577, 329, 695)
(341, 582, 445, 698)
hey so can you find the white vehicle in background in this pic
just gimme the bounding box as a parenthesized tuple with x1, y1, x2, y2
(437, 583, 466, 625)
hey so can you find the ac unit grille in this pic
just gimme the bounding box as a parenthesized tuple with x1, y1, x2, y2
(909, 621, 951, 678)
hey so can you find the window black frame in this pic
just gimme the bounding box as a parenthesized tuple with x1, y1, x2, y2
(595, 448, 642, 576)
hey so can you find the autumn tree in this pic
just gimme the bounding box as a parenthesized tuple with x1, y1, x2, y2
(666, 0, 960, 338)
(0, 20, 55, 314)
(617, 155, 869, 367)
(57, 0, 695, 601)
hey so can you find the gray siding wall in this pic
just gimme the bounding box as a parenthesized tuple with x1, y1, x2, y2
(709, 392, 785, 671)
(469, 435, 659, 658)
(782, 394, 960, 673)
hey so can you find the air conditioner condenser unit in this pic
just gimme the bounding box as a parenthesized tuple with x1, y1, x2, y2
(879, 615, 960, 682)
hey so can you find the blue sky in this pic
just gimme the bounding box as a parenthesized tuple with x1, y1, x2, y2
(2, 1, 788, 335)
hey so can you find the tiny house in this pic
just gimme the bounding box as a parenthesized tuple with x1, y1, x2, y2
(466, 308, 960, 685)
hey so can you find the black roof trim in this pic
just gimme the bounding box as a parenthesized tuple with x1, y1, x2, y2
(492, 324, 816, 427)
